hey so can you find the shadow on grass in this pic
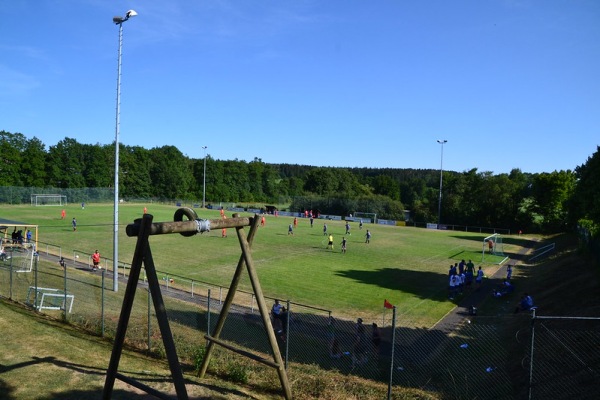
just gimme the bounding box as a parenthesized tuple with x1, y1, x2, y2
(0, 356, 252, 400)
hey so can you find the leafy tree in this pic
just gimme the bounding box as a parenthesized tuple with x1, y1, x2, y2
(572, 146, 600, 235)
(149, 146, 193, 200)
(531, 170, 576, 232)
(46, 138, 86, 188)
(21, 137, 48, 187)
(120, 145, 153, 198)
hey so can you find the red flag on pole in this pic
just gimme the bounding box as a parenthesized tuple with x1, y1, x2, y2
(384, 299, 394, 309)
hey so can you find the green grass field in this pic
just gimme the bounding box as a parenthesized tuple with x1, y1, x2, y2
(1, 203, 523, 326)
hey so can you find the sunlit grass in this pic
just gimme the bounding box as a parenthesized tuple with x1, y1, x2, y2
(1, 203, 523, 327)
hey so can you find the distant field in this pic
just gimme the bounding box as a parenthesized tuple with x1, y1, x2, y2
(0, 203, 523, 326)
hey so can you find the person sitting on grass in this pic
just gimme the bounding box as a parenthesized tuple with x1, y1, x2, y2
(515, 293, 534, 313)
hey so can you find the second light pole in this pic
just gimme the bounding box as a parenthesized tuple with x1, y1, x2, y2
(437, 139, 447, 227)
(202, 146, 208, 208)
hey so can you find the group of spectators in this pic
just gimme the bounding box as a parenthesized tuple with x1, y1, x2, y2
(448, 259, 481, 300)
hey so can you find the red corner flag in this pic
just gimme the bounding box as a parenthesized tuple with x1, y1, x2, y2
(384, 299, 394, 309)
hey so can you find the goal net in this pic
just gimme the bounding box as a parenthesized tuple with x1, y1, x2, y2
(31, 194, 67, 206)
(26, 286, 75, 313)
(481, 233, 508, 264)
(352, 212, 377, 224)
(8, 245, 36, 273)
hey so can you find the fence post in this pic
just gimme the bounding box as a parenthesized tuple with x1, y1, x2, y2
(101, 270, 105, 337)
(207, 288, 211, 341)
(148, 288, 151, 350)
(9, 252, 14, 300)
(284, 300, 290, 370)
(528, 307, 537, 400)
(63, 259, 67, 321)
(387, 306, 397, 400)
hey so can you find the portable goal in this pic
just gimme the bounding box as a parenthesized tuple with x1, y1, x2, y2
(482, 233, 508, 264)
(31, 194, 67, 206)
(4, 245, 36, 273)
(26, 286, 75, 313)
(353, 212, 377, 224)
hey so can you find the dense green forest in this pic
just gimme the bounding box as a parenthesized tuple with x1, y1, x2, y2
(1, 130, 599, 235)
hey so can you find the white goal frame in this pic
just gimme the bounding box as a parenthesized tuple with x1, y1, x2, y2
(27, 286, 75, 313)
(5, 244, 36, 273)
(353, 212, 377, 224)
(31, 194, 67, 206)
(482, 233, 508, 264)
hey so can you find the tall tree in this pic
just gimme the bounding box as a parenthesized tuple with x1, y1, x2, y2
(572, 146, 600, 235)
(46, 138, 86, 188)
(0, 131, 25, 186)
(149, 146, 193, 199)
(21, 137, 48, 187)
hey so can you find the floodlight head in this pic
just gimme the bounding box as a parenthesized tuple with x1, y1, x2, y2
(113, 9, 138, 24)
(437, 139, 447, 144)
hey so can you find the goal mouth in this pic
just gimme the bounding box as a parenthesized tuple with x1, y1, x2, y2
(31, 194, 67, 206)
(482, 233, 508, 264)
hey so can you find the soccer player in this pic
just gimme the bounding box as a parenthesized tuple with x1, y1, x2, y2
(365, 230, 371, 244)
(341, 237, 347, 253)
(328, 234, 334, 250)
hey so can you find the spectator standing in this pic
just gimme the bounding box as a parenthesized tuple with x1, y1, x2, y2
(506, 265, 513, 281)
(92, 249, 100, 271)
(476, 266, 484, 289)
(271, 300, 283, 332)
(372, 323, 381, 357)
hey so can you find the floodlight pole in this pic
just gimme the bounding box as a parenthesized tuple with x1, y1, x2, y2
(202, 146, 208, 208)
(437, 139, 447, 227)
(112, 9, 137, 292)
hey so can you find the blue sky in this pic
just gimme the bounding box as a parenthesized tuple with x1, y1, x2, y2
(1, 0, 598, 174)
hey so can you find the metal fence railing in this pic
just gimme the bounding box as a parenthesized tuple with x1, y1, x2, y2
(1, 254, 598, 399)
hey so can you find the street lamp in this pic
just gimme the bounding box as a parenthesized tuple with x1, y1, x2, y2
(202, 146, 208, 208)
(437, 139, 447, 228)
(112, 9, 137, 292)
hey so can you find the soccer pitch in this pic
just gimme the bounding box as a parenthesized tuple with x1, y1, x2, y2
(1, 203, 517, 327)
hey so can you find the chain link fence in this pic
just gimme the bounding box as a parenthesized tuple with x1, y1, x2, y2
(1, 252, 598, 399)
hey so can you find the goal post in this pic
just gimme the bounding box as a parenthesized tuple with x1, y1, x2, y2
(482, 233, 508, 264)
(31, 194, 67, 206)
(353, 212, 377, 224)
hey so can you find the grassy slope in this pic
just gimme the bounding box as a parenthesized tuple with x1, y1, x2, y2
(0, 299, 262, 400)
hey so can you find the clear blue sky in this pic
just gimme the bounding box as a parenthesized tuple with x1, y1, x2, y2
(1, 0, 598, 174)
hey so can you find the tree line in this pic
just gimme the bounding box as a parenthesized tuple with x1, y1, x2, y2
(1, 130, 599, 235)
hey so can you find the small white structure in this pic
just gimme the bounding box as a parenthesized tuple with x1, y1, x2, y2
(27, 286, 74, 313)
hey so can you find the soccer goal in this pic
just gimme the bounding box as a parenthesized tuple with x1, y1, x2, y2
(5, 245, 36, 273)
(26, 286, 75, 313)
(31, 194, 67, 206)
(353, 212, 377, 224)
(482, 233, 508, 264)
